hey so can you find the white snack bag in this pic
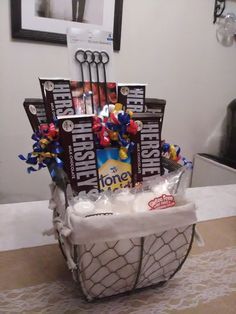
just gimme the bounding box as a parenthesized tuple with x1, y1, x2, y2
(133, 167, 189, 212)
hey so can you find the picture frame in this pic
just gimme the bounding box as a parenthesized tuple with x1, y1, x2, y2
(11, 0, 123, 51)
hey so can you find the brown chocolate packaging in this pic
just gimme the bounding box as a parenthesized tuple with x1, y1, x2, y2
(39, 79, 75, 123)
(131, 113, 162, 186)
(145, 98, 166, 131)
(58, 115, 99, 197)
(118, 84, 146, 113)
(23, 98, 48, 131)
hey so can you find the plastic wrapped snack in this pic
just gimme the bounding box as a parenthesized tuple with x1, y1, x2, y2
(70, 166, 190, 216)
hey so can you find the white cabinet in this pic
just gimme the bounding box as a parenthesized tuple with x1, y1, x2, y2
(191, 154, 236, 187)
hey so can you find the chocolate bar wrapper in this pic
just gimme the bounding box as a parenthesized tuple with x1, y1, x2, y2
(97, 82, 117, 114)
(58, 115, 99, 197)
(131, 113, 162, 186)
(70, 81, 117, 115)
(23, 98, 48, 131)
(118, 84, 146, 113)
(39, 79, 76, 122)
(145, 98, 166, 131)
(70, 81, 86, 115)
(97, 148, 132, 192)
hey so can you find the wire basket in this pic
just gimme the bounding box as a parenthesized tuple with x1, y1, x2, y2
(55, 158, 195, 301)
(64, 225, 194, 301)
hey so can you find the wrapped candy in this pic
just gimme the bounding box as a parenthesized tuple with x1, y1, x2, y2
(132, 167, 188, 212)
(94, 192, 114, 213)
(127, 119, 138, 135)
(92, 103, 138, 160)
(92, 116, 110, 147)
(71, 167, 188, 215)
(113, 188, 135, 213)
(73, 197, 96, 217)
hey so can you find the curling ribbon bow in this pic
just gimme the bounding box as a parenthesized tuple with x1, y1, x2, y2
(92, 103, 138, 160)
(161, 140, 192, 168)
(18, 123, 63, 174)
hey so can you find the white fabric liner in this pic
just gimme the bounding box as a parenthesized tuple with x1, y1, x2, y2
(69, 202, 197, 245)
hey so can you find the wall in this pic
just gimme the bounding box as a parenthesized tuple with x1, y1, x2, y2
(1, 0, 236, 203)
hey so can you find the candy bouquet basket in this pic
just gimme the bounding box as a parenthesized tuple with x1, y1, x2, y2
(20, 79, 196, 301)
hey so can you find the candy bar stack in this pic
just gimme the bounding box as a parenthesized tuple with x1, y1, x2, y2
(22, 77, 166, 196)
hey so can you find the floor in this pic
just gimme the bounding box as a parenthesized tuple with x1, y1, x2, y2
(0, 216, 235, 313)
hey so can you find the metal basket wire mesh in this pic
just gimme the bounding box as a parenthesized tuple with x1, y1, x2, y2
(58, 224, 195, 301)
(57, 158, 195, 301)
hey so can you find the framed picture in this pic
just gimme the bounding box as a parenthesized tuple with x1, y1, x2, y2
(11, 0, 123, 51)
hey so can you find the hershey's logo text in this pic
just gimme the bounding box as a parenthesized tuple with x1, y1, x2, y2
(126, 88, 144, 112)
(141, 122, 161, 179)
(69, 121, 98, 195)
(53, 83, 74, 116)
(36, 106, 47, 124)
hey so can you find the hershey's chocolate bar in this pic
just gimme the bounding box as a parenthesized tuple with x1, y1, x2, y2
(40, 79, 75, 122)
(145, 98, 166, 131)
(58, 115, 99, 197)
(131, 113, 162, 185)
(23, 98, 47, 131)
(118, 84, 145, 112)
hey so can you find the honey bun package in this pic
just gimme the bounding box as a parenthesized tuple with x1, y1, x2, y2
(97, 148, 132, 192)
